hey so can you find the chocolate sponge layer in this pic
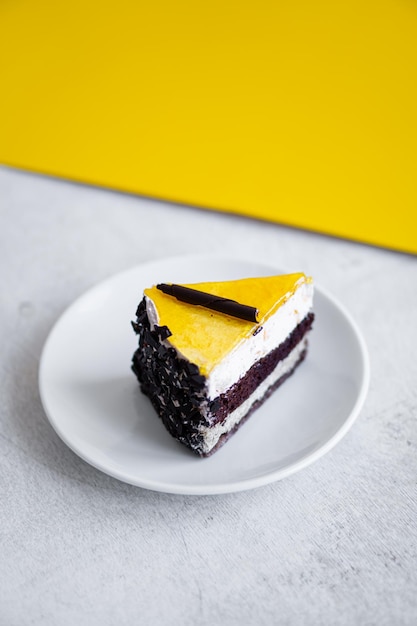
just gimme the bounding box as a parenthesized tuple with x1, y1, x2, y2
(209, 312, 314, 425)
(204, 344, 308, 456)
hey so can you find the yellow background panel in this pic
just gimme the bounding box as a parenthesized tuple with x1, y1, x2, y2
(1, 0, 416, 253)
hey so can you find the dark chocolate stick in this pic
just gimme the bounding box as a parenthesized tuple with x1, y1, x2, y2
(157, 283, 259, 323)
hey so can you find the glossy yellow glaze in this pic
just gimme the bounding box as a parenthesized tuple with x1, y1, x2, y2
(144, 274, 309, 376)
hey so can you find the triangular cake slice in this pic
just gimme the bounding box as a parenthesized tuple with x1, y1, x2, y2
(132, 273, 314, 456)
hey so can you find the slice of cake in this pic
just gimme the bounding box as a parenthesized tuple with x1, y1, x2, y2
(131, 273, 314, 456)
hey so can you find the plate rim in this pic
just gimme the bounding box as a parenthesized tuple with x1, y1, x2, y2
(39, 254, 370, 495)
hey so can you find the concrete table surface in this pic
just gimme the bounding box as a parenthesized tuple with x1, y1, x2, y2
(1, 166, 416, 626)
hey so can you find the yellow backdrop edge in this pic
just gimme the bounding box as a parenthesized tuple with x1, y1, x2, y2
(1, 0, 416, 254)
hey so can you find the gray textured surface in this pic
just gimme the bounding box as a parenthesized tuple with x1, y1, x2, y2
(1, 166, 416, 625)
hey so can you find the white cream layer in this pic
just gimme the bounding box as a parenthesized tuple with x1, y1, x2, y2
(198, 336, 308, 455)
(146, 281, 313, 400)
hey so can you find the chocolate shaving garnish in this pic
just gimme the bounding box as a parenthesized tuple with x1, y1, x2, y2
(156, 283, 259, 323)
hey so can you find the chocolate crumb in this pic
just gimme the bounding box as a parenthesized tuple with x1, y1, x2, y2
(253, 325, 263, 336)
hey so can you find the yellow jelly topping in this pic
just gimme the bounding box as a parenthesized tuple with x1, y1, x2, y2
(144, 273, 309, 376)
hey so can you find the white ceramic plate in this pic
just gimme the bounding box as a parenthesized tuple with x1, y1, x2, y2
(39, 255, 369, 495)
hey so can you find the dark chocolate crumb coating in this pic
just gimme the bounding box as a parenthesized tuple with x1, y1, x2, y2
(132, 297, 314, 456)
(132, 299, 207, 452)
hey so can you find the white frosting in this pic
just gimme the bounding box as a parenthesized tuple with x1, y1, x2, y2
(146, 297, 160, 328)
(198, 336, 308, 454)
